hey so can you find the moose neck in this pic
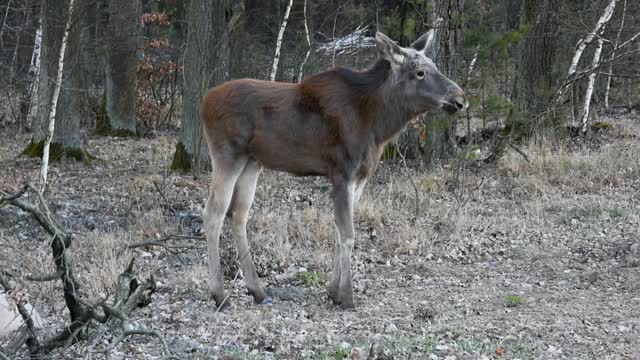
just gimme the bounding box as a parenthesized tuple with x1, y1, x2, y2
(371, 79, 418, 146)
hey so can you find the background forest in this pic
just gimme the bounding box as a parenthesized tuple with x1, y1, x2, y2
(1, 0, 639, 359)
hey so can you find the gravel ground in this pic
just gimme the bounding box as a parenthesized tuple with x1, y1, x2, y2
(1, 113, 639, 359)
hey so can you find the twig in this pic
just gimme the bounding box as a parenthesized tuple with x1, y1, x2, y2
(0, 184, 28, 204)
(0, 271, 41, 356)
(509, 143, 530, 163)
(395, 146, 421, 217)
(215, 268, 241, 312)
(99, 305, 170, 356)
(152, 180, 169, 206)
(26, 270, 64, 282)
(0, 349, 10, 360)
(117, 234, 205, 256)
(2, 184, 164, 357)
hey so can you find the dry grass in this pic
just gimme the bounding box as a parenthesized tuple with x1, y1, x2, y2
(501, 120, 639, 192)
(75, 230, 134, 302)
(250, 206, 335, 273)
(1, 114, 639, 359)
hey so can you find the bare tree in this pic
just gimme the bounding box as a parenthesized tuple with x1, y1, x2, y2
(171, 0, 230, 172)
(98, 0, 141, 136)
(423, 0, 464, 166)
(23, 0, 91, 164)
(269, 0, 294, 81)
(512, 0, 560, 132)
(604, 0, 627, 109)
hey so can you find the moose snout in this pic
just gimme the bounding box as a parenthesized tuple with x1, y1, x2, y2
(441, 90, 468, 114)
(453, 94, 468, 111)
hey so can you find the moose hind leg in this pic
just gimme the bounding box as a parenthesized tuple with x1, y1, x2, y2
(330, 180, 356, 309)
(204, 158, 246, 309)
(328, 226, 342, 302)
(229, 161, 269, 304)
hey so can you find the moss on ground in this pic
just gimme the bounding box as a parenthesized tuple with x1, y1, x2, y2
(23, 139, 95, 164)
(96, 93, 138, 137)
(171, 141, 192, 172)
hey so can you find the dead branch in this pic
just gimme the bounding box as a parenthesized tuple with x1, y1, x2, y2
(1, 185, 165, 357)
(99, 304, 169, 355)
(117, 233, 205, 256)
(395, 146, 421, 217)
(483, 125, 512, 165)
(26, 270, 64, 282)
(509, 143, 530, 163)
(0, 349, 10, 360)
(0, 271, 41, 356)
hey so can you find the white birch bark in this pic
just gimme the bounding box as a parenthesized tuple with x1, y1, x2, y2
(27, 18, 43, 126)
(40, 0, 75, 193)
(0, 0, 11, 50)
(566, 0, 617, 78)
(269, 0, 293, 81)
(604, 0, 627, 108)
(553, 0, 617, 110)
(297, 0, 311, 82)
(579, 36, 605, 134)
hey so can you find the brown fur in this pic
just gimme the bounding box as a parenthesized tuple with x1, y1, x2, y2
(203, 60, 393, 181)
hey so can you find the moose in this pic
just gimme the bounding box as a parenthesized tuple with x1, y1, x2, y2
(201, 30, 467, 309)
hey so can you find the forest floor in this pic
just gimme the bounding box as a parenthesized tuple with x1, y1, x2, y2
(1, 112, 639, 360)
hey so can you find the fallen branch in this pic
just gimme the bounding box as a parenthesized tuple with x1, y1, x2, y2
(0, 185, 166, 357)
(0, 272, 41, 356)
(26, 270, 64, 282)
(117, 233, 205, 256)
(509, 143, 530, 163)
(99, 304, 169, 355)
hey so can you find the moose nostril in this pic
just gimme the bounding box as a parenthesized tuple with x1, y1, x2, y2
(453, 95, 466, 110)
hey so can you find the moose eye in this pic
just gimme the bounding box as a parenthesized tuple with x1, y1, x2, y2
(416, 70, 426, 79)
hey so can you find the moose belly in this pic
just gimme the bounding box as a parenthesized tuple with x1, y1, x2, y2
(249, 128, 333, 177)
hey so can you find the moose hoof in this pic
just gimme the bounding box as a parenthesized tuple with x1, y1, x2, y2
(212, 294, 232, 311)
(329, 292, 355, 310)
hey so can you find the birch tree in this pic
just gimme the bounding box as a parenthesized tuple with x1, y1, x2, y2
(269, 0, 293, 81)
(553, 0, 617, 105)
(297, 0, 311, 82)
(40, 0, 75, 191)
(604, 0, 627, 109)
(578, 35, 605, 134)
(23, 0, 89, 164)
(25, 17, 42, 126)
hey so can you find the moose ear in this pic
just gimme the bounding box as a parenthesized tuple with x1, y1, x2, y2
(375, 32, 407, 65)
(410, 29, 436, 54)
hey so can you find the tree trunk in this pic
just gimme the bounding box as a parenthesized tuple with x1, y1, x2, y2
(40, 0, 76, 191)
(171, 0, 230, 173)
(579, 36, 605, 134)
(512, 0, 560, 134)
(24, 10, 42, 130)
(423, 0, 464, 166)
(604, 0, 627, 109)
(23, 0, 94, 163)
(269, 0, 294, 81)
(99, 0, 140, 136)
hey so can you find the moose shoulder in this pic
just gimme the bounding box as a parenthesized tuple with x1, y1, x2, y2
(201, 31, 467, 310)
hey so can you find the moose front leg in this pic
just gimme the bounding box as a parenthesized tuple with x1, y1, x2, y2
(329, 180, 356, 309)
